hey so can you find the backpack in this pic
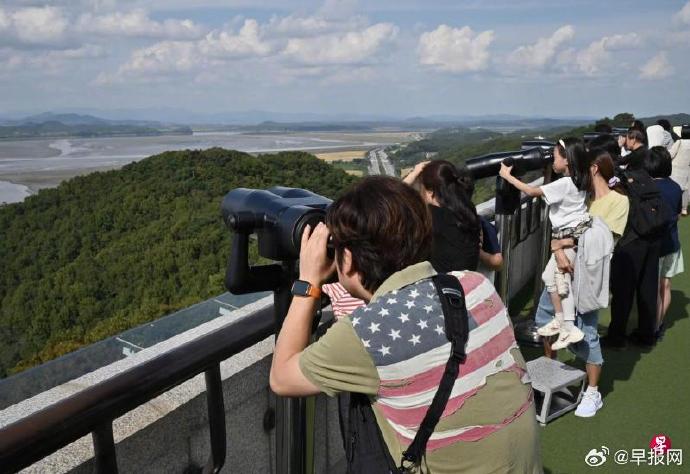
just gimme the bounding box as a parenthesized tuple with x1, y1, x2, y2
(619, 168, 666, 239)
(339, 273, 469, 474)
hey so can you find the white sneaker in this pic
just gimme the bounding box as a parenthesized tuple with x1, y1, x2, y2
(551, 326, 585, 350)
(537, 318, 561, 337)
(575, 390, 603, 418)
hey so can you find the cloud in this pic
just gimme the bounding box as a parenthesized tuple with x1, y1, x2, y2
(640, 52, 674, 79)
(118, 41, 200, 76)
(506, 25, 574, 69)
(0, 44, 106, 74)
(0, 6, 69, 45)
(417, 25, 494, 73)
(283, 22, 398, 65)
(574, 33, 640, 76)
(77, 9, 205, 39)
(675, 1, 690, 25)
(199, 19, 273, 57)
(102, 19, 273, 82)
(264, 13, 366, 38)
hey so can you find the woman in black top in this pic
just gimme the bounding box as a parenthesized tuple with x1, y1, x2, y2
(404, 160, 481, 272)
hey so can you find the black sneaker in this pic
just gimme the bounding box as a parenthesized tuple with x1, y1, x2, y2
(655, 322, 666, 342)
(628, 333, 656, 349)
(600, 335, 627, 350)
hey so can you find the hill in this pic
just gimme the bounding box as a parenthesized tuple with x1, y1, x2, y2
(0, 113, 192, 139)
(638, 113, 690, 126)
(0, 149, 357, 376)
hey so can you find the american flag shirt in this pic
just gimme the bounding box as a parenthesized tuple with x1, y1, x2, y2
(300, 261, 534, 461)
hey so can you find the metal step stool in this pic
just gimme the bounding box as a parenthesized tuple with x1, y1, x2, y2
(526, 356, 587, 425)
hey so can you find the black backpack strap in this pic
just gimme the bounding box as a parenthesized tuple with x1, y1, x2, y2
(400, 274, 469, 470)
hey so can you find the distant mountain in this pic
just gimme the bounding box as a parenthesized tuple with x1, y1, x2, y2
(0, 113, 193, 139)
(638, 113, 690, 126)
(18, 113, 110, 126)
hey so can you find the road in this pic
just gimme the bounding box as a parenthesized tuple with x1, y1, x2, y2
(367, 147, 396, 176)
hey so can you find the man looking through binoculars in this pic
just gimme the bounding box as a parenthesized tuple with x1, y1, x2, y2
(269, 176, 541, 473)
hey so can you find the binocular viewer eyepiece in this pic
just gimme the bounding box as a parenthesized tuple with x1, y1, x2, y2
(222, 187, 332, 261)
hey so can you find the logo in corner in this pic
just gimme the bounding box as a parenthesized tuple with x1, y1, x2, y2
(584, 446, 609, 467)
(649, 434, 671, 455)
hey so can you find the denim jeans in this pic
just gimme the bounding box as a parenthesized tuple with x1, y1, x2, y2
(534, 288, 604, 365)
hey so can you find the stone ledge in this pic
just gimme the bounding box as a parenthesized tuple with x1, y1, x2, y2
(0, 295, 276, 473)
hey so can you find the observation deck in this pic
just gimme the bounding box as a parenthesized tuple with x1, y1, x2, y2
(1, 158, 689, 474)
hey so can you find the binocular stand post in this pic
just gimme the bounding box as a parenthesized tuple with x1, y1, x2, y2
(273, 262, 309, 474)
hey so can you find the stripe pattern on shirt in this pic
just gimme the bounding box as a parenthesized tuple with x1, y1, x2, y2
(349, 271, 527, 449)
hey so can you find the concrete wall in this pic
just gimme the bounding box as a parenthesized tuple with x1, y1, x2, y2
(0, 297, 346, 474)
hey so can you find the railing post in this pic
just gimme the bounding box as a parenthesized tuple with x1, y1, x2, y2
(92, 421, 118, 474)
(494, 175, 521, 303)
(532, 165, 554, 303)
(203, 364, 226, 474)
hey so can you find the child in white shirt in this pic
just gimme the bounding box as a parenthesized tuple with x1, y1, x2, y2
(499, 138, 591, 349)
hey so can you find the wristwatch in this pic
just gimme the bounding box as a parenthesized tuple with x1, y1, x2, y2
(291, 279, 321, 299)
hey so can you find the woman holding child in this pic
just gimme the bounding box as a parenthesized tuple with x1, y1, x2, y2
(501, 137, 628, 418)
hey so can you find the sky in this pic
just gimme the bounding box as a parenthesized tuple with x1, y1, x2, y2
(1, 0, 689, 120)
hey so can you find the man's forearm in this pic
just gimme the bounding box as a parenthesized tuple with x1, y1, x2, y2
(273, 296, 319, 367)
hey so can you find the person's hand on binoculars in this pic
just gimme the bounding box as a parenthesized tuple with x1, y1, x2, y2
(498, 162, 513, 180)
(299, 222, 336, 287)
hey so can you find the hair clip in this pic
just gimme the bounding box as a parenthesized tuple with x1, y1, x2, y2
(608, 176, 620, 188)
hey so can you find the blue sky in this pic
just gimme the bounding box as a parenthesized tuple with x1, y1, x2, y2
(1, 0, 689, 120)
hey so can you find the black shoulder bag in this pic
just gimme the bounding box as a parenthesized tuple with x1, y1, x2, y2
(339, 274, 469, 473)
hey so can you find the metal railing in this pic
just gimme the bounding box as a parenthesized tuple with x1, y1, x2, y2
(0, 305, 274, 473)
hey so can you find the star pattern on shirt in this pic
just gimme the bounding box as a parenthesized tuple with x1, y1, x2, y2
(349, 279, 456, 364)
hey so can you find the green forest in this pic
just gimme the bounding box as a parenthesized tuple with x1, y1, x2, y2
(0, 149, 356, 376)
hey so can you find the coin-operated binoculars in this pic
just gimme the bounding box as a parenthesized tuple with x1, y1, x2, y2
(465, 143, 554, 330)
(221, 186, 332, 474)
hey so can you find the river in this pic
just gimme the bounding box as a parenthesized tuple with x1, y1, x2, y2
(0, 131, 413, 203)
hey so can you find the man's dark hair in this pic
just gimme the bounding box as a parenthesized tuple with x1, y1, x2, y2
(645, 146, 672, 178)
(326, 176, 432, 292)
(626, 128, 646, 144)
(588, 133, 620, 161)
(594, 122, 613, 133)
(630, 120, 648, 146)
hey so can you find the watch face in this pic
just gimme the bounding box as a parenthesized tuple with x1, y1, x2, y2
(292, 280, 312, 296)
